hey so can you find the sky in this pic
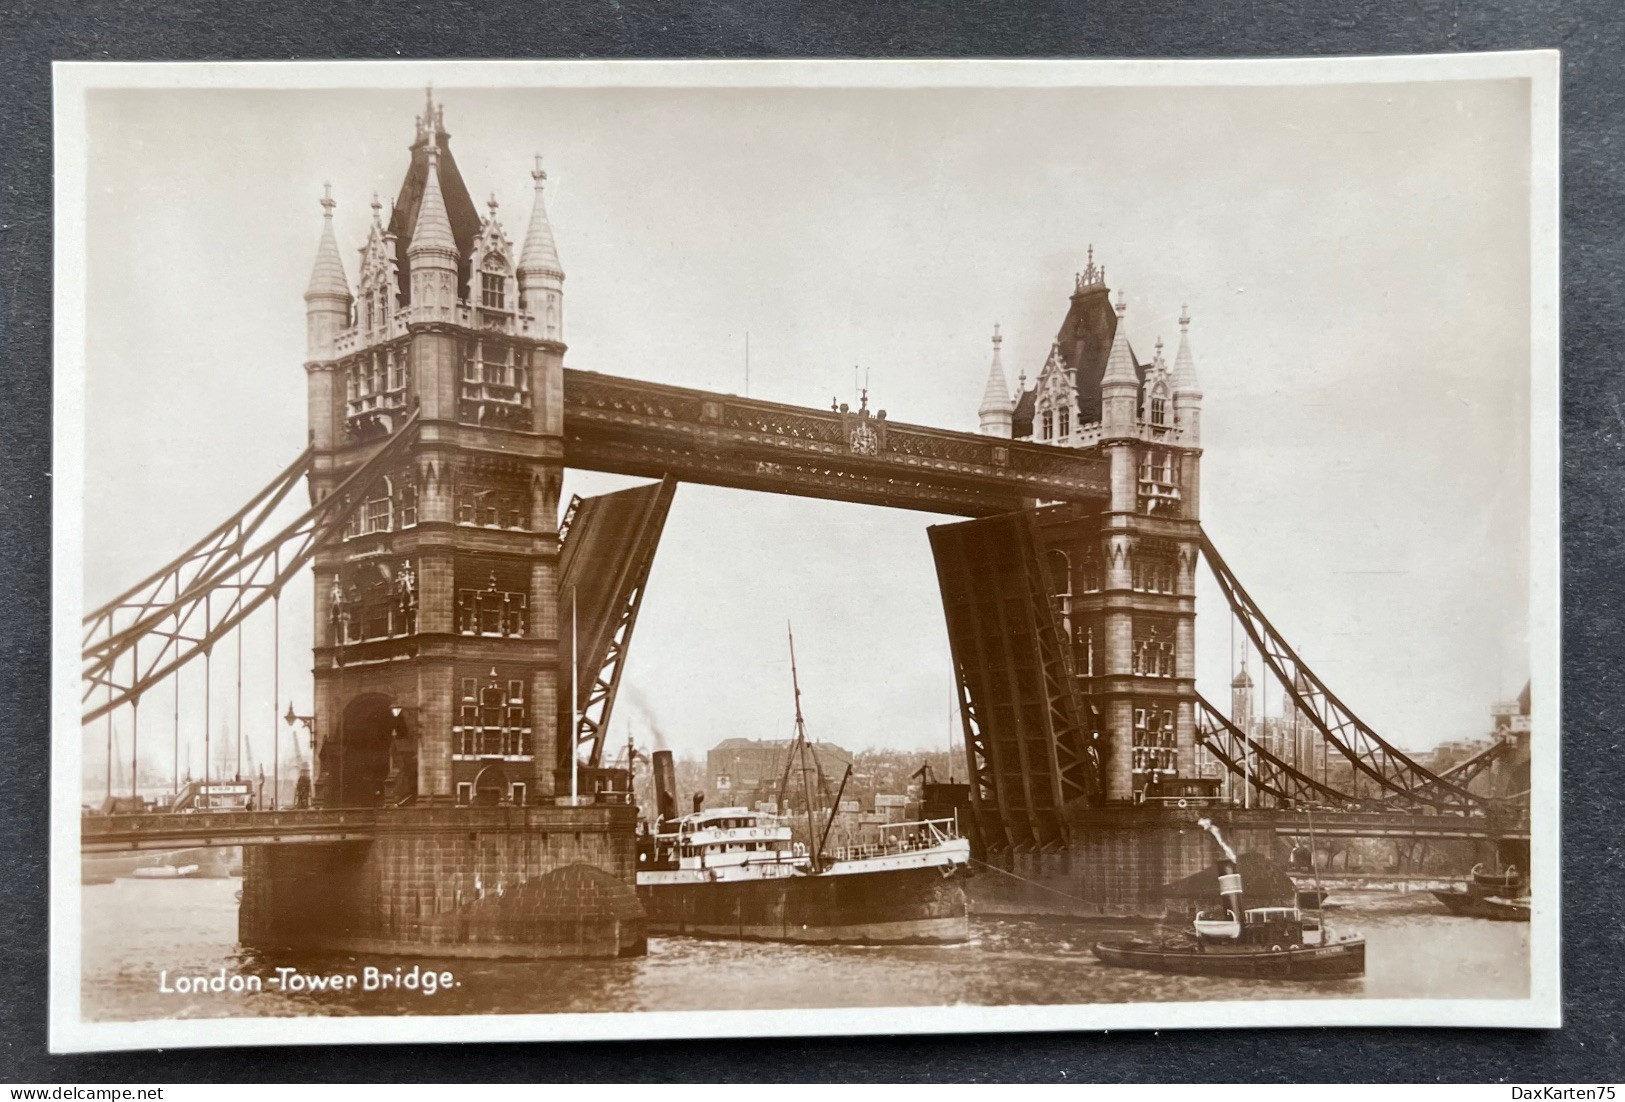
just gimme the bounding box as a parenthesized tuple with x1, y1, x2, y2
(75, 76, 1534, 784)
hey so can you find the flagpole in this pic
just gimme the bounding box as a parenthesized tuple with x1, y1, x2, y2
(570, 584, 579, 805)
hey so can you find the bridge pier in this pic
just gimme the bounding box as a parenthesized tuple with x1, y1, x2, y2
(967, 808, 1283, 919)
(238, 805, 645, 959)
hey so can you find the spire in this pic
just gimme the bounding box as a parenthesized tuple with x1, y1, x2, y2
(978, 323, 1013, 416)
(407, 141, 458, 263)
(519, 154, 564, 282)
(1172, 303, 1202, 395)
(1075, 244, 1106, 293)
(305, 183, 352, 301)
(1101, 292, 1138, 387)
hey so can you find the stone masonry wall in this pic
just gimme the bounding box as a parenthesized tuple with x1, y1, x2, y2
(240, 805, 643, 959)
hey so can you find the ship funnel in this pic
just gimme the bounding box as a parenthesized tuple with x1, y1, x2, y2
(652, 750, 677, 826)
(1217, 858, 1245, 920)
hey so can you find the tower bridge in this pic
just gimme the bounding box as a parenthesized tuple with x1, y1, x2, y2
(79, 93, 1530, 950)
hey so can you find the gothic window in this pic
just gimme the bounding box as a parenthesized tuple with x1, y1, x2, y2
(1131, 539, 1178, 594)
(1046, 549, 1072, 638)
(1138, 449, 1182, 515)
(456, 481, 528, 529)
(1079, 543, 1105, 594)
(1151, 395, 1167, 426)
(1132, 705, 1178, 780)
(396, 477, 418, 528)
(1041, 410, 1054, 441)
(455, 562, 530, 637)
(454, 671, 532, 758)
(1131, 616, 1178, 678)
(481, 271, 506, 311)
(387, 351, 405, 391)
(1058, 407, 1071, 438)
(460, 340, 532, 428)
(1075, 615, 1105, 677)
(328, 559, 416, 643)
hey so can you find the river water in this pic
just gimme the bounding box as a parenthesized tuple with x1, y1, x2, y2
(80, 878, 1528, 1021)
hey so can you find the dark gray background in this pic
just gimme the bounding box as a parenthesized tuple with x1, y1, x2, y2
(1, 0, 1618, 1082)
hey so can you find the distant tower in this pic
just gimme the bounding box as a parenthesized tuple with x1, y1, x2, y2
(304, 91, 568, 809)
(977, 323, 1014, 437)
(1231, 667, 1254, 736)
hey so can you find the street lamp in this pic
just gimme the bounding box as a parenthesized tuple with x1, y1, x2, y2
(284, 702, 317, 808)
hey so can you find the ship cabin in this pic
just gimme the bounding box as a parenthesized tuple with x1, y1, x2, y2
(1194, 905, 1325, 948)
(645, 806, 807, 873)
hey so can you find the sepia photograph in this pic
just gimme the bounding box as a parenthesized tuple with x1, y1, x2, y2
(50, 55, 1559, 1052)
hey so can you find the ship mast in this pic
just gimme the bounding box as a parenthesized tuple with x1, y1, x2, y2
(787, 623, 822, 869)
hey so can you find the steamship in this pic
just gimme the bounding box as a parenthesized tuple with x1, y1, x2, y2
(634, 628, 972, 945)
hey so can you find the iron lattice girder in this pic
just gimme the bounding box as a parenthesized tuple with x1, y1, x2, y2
(1198, 530, 1487, 811)
(1394, 734, 1528, 806)
(1193, 693, 1382, 809)
(562, 368, 1109, 516)
(81, 415, 422, 724)
(930, 511, 1102, 850)
(82, 445, 314, 653)
(557, 478, 677, 771)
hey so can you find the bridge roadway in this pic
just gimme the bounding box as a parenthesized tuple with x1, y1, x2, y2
(81, 803, 1529, 854)
(79, 803, 630, 854)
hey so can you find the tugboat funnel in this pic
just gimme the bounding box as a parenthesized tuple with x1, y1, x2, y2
(1217, 858, 1245, 919)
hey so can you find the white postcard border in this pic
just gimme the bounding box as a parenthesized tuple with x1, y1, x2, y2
(49, 51, 1563, 1053)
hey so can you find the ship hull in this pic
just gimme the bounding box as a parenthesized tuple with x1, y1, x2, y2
(639, 862, 970, 945)
(1091, 937, 1366, 979)
(1431, 890, 1531, 921)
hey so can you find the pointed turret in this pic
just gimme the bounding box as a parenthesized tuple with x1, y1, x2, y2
(1172, 304, 1203, 445)
(1101, 293, 1138, 389)
(519, 155, 566, 341)
(978, 323, 1014, 437)
(1172, 305, 1200, 395)
(304, 184, 352, 359)
(407, 139, 460, 318)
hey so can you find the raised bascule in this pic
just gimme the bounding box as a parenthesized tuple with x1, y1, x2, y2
(80, 95, 1530, 953)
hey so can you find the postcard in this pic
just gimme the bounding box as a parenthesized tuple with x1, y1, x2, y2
(50, 53, 1560, 1052)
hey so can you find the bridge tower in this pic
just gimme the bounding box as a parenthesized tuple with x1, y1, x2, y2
(984, 254, 1205, 808)
(304, 92, 567, 809)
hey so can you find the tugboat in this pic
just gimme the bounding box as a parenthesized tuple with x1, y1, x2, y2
(635, 628, 972, 944)
(1431, 863, 1530, 921)
(1093, 819, 1366, 979)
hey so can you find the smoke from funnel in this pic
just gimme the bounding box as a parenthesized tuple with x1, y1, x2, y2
(1197, 817, 1239, 863)
(624, 684, 668, 751)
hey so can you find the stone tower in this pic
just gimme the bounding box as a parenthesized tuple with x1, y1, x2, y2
(1000, 250, 1205, 803)
(304, 92, 568, 809)
(1231, 666, 1254, 736)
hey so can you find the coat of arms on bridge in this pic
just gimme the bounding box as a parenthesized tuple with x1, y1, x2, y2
(836, 387, 887, 457)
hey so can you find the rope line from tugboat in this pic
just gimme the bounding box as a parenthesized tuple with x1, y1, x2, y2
(967, 857, 1094, 908)
(969, 858, 1194, 944)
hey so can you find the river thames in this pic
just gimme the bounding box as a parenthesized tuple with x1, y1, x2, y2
(78, 876, 1529, 1021)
